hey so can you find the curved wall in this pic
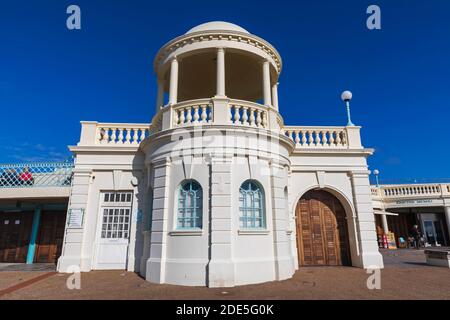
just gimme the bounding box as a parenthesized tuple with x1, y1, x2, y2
(141, 126, 295, 286)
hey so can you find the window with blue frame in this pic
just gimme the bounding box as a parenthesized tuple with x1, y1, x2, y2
(239, 180, 265, 229)
(177, 180, 202, 229)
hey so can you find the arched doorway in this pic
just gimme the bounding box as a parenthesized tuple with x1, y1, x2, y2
(296, 190, 351, 266)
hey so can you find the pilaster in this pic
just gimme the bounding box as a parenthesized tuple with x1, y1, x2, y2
(146, 158, 171, 283)
(349, 171, 384, 268)
(269, 162, 292, 280)
(207, 156, 235, 287)
(57, 169, 92, 272)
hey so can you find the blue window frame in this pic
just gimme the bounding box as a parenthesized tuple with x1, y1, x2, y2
(177, 180, 202, 229)
(239, 180, 265, 229)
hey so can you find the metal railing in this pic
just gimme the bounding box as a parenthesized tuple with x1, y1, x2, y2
(0, 161, 74, 188)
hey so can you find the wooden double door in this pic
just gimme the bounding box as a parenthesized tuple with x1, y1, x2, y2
(0, 211, 66, 263)
(34, 212, 66, 263)
(296, 190, 351, 266)
(0, 212, 33, 263)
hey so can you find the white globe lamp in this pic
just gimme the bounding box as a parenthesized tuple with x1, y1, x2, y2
(341, 90, 355, 126)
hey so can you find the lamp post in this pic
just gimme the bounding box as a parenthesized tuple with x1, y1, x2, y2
(341, 90, 355, 126)
(373, 169, 380, 188)
(373, 169, 389, 237)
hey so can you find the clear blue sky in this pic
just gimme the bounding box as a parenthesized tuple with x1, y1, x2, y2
(0, 0, 449, 183)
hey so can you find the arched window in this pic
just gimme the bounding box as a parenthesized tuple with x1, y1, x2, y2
(239, 180, 265, 229)
(177, 180, 202, 229)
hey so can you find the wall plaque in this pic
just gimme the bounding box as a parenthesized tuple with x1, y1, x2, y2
(68, 208, 84, 228)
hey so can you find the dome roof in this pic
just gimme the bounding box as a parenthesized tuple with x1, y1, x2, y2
(186, 21, 250, 34)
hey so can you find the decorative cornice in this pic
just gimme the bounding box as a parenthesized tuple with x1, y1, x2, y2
(69, 145, 141, 153)
(153, 31, 282, 74)
(290, 148, 374, 156)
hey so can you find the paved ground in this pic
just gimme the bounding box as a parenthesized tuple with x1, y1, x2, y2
(0, 263, 56, 272)
(1, 249, 449, 300)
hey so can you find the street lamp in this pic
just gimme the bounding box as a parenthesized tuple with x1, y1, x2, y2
(373, 169, 380, 187)
(373, 168, 389, 240)
(341, 90, 355, 126)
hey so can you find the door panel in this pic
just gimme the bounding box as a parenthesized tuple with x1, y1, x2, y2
(0, 212, 33, 263)
(296, 190, 351, 266)
(94, 192, 133, 270)
(35, 212, 67, 263)
(96, 242, 130, 269)
(433, 221, 445, 245)
(423, 220, 436, 244)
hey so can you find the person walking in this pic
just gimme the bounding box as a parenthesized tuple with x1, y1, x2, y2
(410, 225, 421, 249)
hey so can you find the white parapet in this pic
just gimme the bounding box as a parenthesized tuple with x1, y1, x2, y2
(78, 121, 151, 146)
(283, 126, 362, 150)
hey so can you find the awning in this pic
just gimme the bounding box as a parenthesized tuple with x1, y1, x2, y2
(373, 210, 399, 216)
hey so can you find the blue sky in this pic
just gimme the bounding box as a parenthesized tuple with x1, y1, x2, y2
(0, 0, 449, 183)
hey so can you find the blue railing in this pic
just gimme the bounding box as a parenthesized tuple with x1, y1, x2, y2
(0, 161, 74, 188)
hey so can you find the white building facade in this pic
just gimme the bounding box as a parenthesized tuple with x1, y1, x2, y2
(56, 22, 384, 287)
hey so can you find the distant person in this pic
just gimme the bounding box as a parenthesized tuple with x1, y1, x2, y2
(407, 236, 415, 248)
(410, 225, 421, 249)
(19, 166, 34, 186)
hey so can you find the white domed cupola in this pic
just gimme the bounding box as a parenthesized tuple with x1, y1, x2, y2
(152, 21, 284, 131)
(185, 21, 250, 35)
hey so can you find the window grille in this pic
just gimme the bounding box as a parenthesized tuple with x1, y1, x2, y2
(100, 192, 133, 239)
(239, 180, 265, 229)
(177, 181, 202, 229)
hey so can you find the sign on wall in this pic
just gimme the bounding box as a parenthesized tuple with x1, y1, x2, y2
(387, 232, 397, 250)
(395, 199, 434, 205)
(67, 208, 84, 228)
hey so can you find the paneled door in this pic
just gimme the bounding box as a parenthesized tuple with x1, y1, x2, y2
(34, 212, 67, 263)
(94, 192, 133, 270)
(0, 212, 33, 263)
(296, 190, 351, 266)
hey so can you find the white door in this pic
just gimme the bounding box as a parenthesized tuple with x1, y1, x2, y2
(94, 191, 133, 270)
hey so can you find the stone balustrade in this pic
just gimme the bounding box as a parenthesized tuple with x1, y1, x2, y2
(78, 101, 363, 151)
(382, 184, 443, 197)
(170, 99, 270, 129)
(371, 187, 380, 197)
(172, 99, 213, 127)
(283, 126, 349, 149)
(228, 100, 269, 128)
(93, 123, 150, 145)
(371, 183, 450, 201)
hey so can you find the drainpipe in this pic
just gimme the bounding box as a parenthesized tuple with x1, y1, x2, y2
(26, 205, 41, 264)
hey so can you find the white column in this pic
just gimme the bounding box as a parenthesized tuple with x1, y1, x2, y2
(271, 82, 279, 110)
(262, 60, 272, 106)
(169, 57, 178, 105)
(381, 214, 389, 235)
(445, 206, 450, 240)
(216, 48, 226, 97)
(156, 77, 164, 112)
